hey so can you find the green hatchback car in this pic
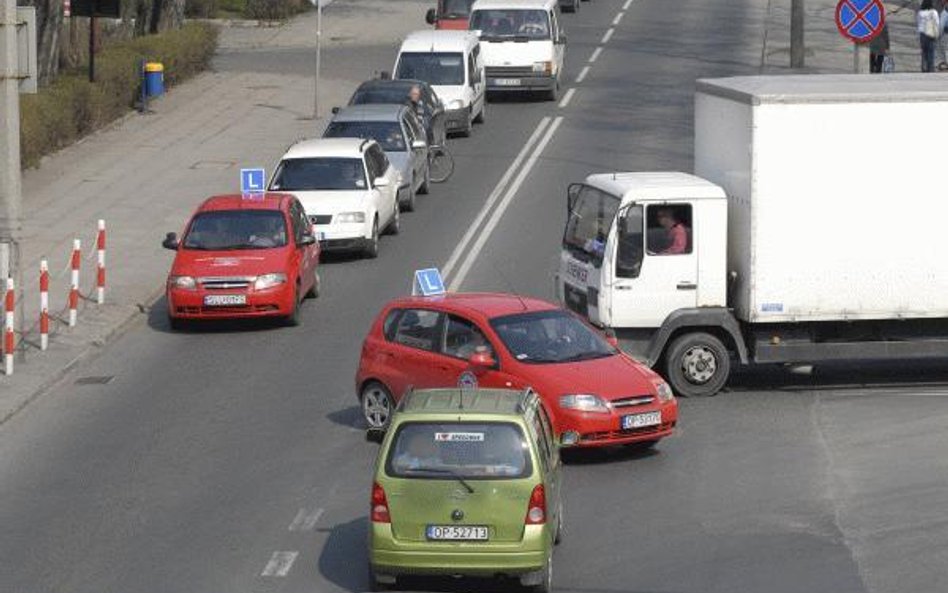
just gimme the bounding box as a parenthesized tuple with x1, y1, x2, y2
(368, 387, 562, 591)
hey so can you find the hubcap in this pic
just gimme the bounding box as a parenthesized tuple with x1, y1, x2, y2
(681, 346, 717, 384)
(363, 387, 391, 428)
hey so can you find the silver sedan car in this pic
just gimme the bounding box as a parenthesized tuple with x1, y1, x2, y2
(323, 104, 430, 212)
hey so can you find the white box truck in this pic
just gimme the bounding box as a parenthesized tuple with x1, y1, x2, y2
(556, 74, 948, 397)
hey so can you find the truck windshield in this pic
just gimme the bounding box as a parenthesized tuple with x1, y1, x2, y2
(441, 0, 475, 18)
(324, 121, 406, 153)
(396, 53, 465, 86)
(470, 9, 551, 40)
(386, 422, 532, 480)
(490, 310, 616, 364)
(183, 210, 287, 251)
(269, 158, 367, 191)
(563, 185, 621, 266)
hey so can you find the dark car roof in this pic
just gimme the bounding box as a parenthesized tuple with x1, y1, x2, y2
(197, 193, 293, 213)
(350, 79, 437, 104)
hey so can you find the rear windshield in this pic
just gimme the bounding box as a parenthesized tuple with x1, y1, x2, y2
(386, 422, 532, 480)
(269, 157, 367, 191)
(441, 0, 475, 18)
(350, 86, 412, 106)
(396, 52, 465, 86)
(183, 210, 287, 251)
(324, 121, 406, 153)
(470, 9, 551, 41)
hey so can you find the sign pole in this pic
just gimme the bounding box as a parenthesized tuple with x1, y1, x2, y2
(853, 42, 859, 73)
(88, 14, 95, 82)
(314, 0, 322, 119)
(0, 0, 23, 347)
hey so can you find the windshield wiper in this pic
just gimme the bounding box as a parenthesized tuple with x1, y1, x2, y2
(558, 351, 613, 363)
(404, 468, 474, 493)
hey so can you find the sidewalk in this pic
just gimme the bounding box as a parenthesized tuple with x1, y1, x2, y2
(762, 1, 928, 74)
(0, 0, 428, 423)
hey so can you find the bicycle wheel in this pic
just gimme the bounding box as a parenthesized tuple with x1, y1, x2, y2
(428, 146, 455, 183)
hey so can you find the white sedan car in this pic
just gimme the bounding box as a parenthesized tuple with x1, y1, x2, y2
(268, 138, 401, 258)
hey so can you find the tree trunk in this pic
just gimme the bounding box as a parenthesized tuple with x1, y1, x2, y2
(25, 0, 64, 84)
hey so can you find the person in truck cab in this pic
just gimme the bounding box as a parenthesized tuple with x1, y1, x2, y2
(653, 207, 689, 255)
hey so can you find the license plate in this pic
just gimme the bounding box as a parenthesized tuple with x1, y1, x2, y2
(622, 411, 661, 430)
(494, 78, 521, 86)
(203, 294, 246, 306)
(426, 525, 489, 541)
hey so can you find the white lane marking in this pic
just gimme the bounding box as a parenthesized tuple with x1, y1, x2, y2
(288, 507, 324, 532)
(612, 12, 624, 25)
(588, 46, 603, 63)
(448, 117, 564, 291)
(441, 117, 551, 281)
(558, 88, 576, 108)
(575, 65, 591, 83)
(601, 28, 615, 44)
(623, 0, 634, 9)
(261, 551, 299, 577)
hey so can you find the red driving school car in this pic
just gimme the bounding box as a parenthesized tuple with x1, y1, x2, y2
(162, 193, 320, 328)
(356, 292, 678, 448)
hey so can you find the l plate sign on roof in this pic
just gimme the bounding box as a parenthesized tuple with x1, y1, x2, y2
(240, 168, 266, 197)
(413, 268, 445, 297)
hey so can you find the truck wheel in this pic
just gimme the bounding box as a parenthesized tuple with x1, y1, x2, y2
(665, 332, 730, 397)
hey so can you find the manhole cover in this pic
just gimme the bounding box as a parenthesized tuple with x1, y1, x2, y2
(75, 375, 114, 385)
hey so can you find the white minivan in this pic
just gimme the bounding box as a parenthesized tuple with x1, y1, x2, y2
(394, 30, 486, 137)
(469, 0, 566, 101)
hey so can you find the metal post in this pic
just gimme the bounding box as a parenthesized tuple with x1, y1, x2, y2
(791, 0, 805, 68)
(854, 42, 860, 73)
(89, 15, 96, 82)
(313, 0, 322, 119)
(0, 0, 23, 351)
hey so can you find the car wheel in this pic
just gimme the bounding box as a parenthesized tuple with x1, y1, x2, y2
(363, 217, 379, 259)
(361, 381, 394, 432)
(563, 0, 577, 12)
(284, 283, 302, 327)
(554, 503, 564, 545)
(368, 567, 394, 591)
(387, 202, 401, 235)
(473, 101, 486, 124)
(665, 332, 730, 397)
(458, 108, 473, 137)
(400, 182, 416, 212)
(545, 78, 559, 102)
(535, 556, 553, 593)
(305, 268, 320, 298)
(417, 165, 430, 195)
(168, 315, 186, 331)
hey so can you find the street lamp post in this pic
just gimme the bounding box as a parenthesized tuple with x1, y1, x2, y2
(313, 0, 322, 119)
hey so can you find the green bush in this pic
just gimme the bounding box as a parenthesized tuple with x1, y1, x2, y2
(20, 22, 219, 168)
(244, 0, 306, 21)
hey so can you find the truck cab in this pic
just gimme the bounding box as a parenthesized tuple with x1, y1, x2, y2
(557, 173, 734, 396)
(426, 0, 477, 30)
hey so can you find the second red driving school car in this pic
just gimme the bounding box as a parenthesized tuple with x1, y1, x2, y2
(356, 292, 678, 448)
(162, 193, 320, 328)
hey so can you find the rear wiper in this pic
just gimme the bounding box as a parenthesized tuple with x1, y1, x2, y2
(405, 468, 474, 493)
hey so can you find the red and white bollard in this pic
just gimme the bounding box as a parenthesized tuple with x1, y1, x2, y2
(63, 0, 71, 17)
(4, 277, 14, 376)
(69, 239, 81, 327)
(40, 259, 49, 351)
(96, 220, 106, 305)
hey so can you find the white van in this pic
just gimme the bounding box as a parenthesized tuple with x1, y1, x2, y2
(469, 0, 566, 101)
(394, 30, 486, 137)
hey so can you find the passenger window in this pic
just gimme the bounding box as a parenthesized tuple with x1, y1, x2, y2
(536, 404, 557, 463)
(443, 315, 495, 361)
(646, 204, 692, 256)
(289, 202, 306, 244)
(371, 145, 390, 175)
(383, 309, 402, 341)
(617, 205, 644, 278)
(531, 412, 551, 472)
(393, 309, 442, 351)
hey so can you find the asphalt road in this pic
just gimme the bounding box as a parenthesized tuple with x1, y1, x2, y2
(2, 1, 948, 593)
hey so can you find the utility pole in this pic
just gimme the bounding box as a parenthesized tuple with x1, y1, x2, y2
(313, 0, 322, 119)
(791, 0, 805, 68)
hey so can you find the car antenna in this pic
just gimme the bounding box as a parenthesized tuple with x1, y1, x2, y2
(490, 260, 528, 311)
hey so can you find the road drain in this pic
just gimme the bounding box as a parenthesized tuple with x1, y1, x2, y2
(75, 375, 114, 385)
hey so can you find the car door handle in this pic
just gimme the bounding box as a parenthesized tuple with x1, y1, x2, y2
(677, 282, 697, 291)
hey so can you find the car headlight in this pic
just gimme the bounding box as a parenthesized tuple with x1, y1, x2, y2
(169, 275, 196, 290)
(335, 212, 365, 223)
(653, 381, 675, 403)
(448, 99, 464, 110)
(559, 394, 610, 413)
(254, 273, 287, 290)
(532, 61, 553, 75)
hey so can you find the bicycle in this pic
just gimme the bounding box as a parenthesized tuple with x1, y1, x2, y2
(428, 144, 455, 184)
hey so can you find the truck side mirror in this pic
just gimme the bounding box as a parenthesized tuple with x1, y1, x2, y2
(567, 183, 582, 215)
(425, 8, 437, 25)
(162, 232, 179, 251)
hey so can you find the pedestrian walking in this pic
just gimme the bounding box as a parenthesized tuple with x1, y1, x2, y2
(940, 2, 948, 69)
(918, 0, 941, 72)
(870, 22, 890, 73)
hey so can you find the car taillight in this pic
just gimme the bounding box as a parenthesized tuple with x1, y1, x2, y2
(371, 481, 390, 523)
(525, 484, 546, 525)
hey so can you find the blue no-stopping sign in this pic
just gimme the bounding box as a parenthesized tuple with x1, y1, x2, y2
(835, 0, 885, 44)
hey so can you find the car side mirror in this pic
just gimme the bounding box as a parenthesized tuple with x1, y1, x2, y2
(603, 328, 619, 349)
(469, 351, 497, 369)
(299, 234, 316, 246)
(425, 7, 437, 25)
(331, 106, 340, 114)
(373, 177, 390, 188)
(162, 232, 179, 251)
(411, 139, 427, 150)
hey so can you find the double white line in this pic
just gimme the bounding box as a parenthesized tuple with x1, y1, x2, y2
(441, 116, 564, 291)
